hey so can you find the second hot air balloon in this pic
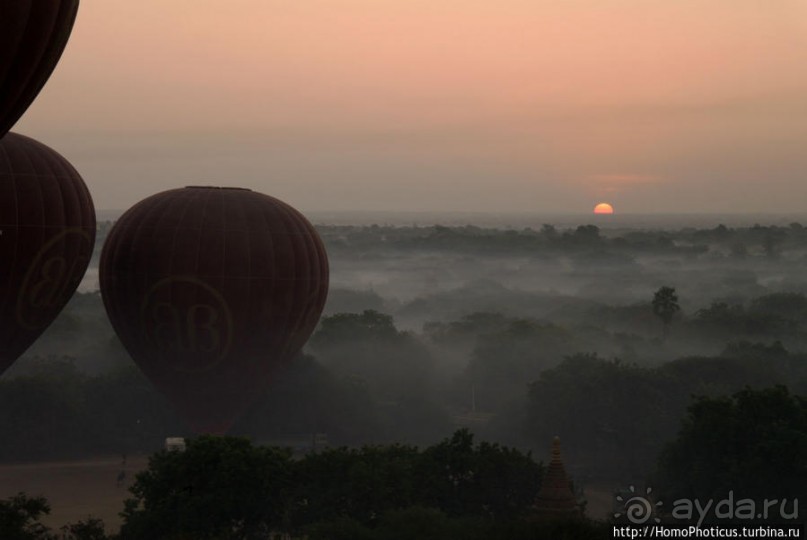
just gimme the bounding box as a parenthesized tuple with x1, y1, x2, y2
(99, 187, 329, 435)
(0, 132, 96, 376)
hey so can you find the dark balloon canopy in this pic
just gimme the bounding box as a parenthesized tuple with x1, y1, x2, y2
(0, 0, 79, 138)
(100, 187, 329, 435)
(0, 132, 96, 375)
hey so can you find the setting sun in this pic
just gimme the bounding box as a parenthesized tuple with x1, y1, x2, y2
(594, 203, 614, 215)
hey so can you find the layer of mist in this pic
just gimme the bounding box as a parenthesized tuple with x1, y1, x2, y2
(7, 218, 807, 488)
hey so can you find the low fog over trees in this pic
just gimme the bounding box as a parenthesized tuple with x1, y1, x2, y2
(4, 221, 807, 536)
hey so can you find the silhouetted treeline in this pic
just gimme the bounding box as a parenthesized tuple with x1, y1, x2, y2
(117, 433, 572, 539)
(523, 349, 807, 482)
(5, 385, 802, 537)
(4, 434, 609, 540)
(313, 222, 807, 258)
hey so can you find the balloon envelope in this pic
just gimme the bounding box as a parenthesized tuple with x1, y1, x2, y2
(0, 0, 79, 138)
(0, 132, 96, 375)
(100, 187, 329, 434)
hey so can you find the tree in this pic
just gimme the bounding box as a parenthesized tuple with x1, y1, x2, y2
(465, 318, 575, 411)
(292, 443, 421, 527)
(309, 311, 437, 414)
(235, 354, 384, 446)
(657, 386, 807, 505)
(0, 493, 51, 540)
(293, 431, 542, 527)
(119, 436, 294, 539)
(527, 354, 676, 479)
(415, 430, 543, 520)
(573, 225, 600, 242)
(116, 431, 545, 538)
(762, 227, 786, 258)
(540, 224, 558, 242)
(0, 493, 109, 540)
(652, 286, 680, 340)
(311, 310, 400, 346)
(60, 518, 108, 540)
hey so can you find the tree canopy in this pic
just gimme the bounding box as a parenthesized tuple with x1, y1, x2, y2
(657, 386, 807, 504)
(117, 431, 543, 539)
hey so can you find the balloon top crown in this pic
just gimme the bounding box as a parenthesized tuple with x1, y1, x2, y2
(185, 186, 253, 191)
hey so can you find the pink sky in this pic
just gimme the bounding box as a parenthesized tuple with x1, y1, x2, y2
(16, 0, 807, 214)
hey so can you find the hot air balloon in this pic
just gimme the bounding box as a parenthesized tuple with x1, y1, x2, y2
(0, 0, 80, 138)
(0, 132, 96, 375)
(100, 187, 329, 435)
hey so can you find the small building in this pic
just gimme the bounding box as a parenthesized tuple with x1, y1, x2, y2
(165, 437, 186, 452)
(312, 432, 329, 450)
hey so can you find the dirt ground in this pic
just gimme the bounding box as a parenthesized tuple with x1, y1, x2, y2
(585, 483, 617, 520)
(0, 455, 150, 534)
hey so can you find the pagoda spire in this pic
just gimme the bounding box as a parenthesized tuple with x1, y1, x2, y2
(533, 436, 579, 516)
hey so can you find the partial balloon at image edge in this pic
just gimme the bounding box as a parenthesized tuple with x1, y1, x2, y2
(0, 132, 96, 377)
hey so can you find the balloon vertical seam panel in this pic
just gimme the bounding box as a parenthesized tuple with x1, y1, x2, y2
(0, 0, 79, 138)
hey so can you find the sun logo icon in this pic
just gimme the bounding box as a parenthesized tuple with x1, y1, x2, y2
(614, 485, 663, 524)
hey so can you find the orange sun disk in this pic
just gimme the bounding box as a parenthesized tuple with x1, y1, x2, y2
(594, 203, 614, 215)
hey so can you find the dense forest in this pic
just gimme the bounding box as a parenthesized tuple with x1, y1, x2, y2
(3, 221, 807, 537)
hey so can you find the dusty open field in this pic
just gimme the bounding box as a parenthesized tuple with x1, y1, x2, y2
(0, 455, 150, 533)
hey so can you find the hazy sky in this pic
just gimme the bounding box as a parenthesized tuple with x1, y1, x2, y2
(15, 0, 807, 214)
